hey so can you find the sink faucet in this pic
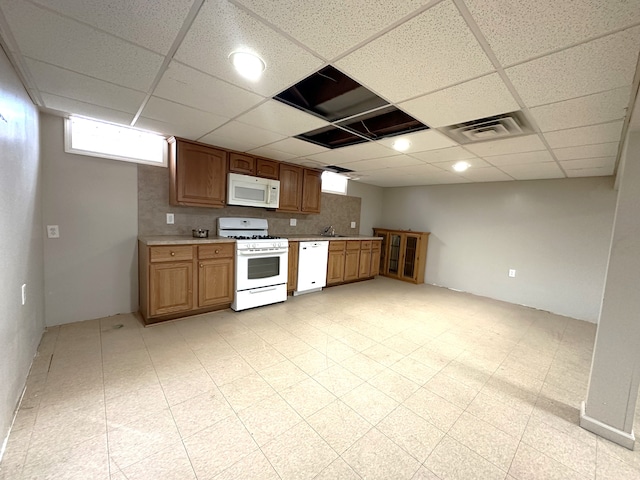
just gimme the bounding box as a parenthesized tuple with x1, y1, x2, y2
(322, 225, 335, 236)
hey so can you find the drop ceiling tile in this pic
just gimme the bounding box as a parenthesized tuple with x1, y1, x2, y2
(553, 142, 619, 161)
(154, 62, 264, 118)
(506, 27, 640, 107)
(543, 121, 624, 148)
(29, 0, 195, 54)
(2, 1, 163, 91)
(400, 74, 519, 127)
(307, 142, 398, 164)
(335, 1, 494, 103)
(246, 146, 297, 161)
(202, 121, 287, 152)
(234, 0, 428, 60)
(264, 138, 329, 157)
(377, 130, 458, 153)
(339, 155, 423, 172)
(236, 100, 330, 136)
(41, 93, 134, 126)
(499, 162, 565, 180)
(432, 157, 492, 171)
(174, 0, 323, 97)
(465, 0, 640, 66)
(459, 167, 513, 182)
(566, 166, 615, 177)
(561, 157, 616, 170)
(388, 163, 454, 177)
(25, 59, 145, 114)
(483, 150, 554, 166)
(464, 134, 546, 157)
(287, 158, 330, 169)
(409, 146, 477, 163)
(138, 97, 230, 139)
(531, 87, 631, 132)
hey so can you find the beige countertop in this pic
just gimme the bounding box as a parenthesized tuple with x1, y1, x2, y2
(139, 234, 382, 245)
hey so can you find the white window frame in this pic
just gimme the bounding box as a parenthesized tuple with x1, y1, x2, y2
(321, 171, 349, 195)
(64, 116, 168, 167)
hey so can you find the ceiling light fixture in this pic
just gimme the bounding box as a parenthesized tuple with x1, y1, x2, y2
(229, 51, 265, 81)
(392, 138, 411, 152)
(453, 161, 470, 172)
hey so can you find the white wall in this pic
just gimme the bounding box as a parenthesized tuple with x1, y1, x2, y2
(380, 177, 617, 322)
(41, 114, 138, 326)
(0, 49, 44, 452)
(347, 180, 384, 235)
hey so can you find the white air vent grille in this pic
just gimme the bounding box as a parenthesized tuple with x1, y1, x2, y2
(440, 111, 532, 144)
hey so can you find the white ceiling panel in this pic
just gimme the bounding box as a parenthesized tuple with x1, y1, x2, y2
(543, 121, 624, 149)
(465, 135, 546, 157)
(459, 167, 513, 183)
(531, 87, 631, 132)
(560, 157, 616, 170)
(203, 121, 287, 152)
(339, 155, 423, 172)
(289, 158, 330, 168)
(410, 146, 477, 163)
(465, 0, 640, 66)
(553, 142, 619, 161)
(506, 27, 640, 107)
(139, 97, 230, 139)
(308, 142, 397, 164)
(154, 62, 264, 118)
(234, 0, 429, 60)
(400, 74, 519, 127)
(499, 162, 564, 180)
(335, 1, 494, 103)
(41, 93, 134, 126)
(2, 1, 163, 91)
(246, 146, 297, 161)
(235, 100, 329, 136)
(566, 166, 615, 177)
(377, 130, 458, 153)
(483, 149, 554, 167)
(174, 0, 323, 97)
(432, 157, 492, 171)
(25, 58, 145, 114)
(29, 0, 195, 55)
(264, 138, 329, 157)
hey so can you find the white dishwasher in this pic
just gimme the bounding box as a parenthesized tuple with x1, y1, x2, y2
(294, 241, 329, 295)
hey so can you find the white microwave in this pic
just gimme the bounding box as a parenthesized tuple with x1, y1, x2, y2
(227, 172, 280, 209)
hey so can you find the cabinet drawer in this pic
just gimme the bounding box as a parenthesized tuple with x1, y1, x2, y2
(360, 240, 372, 250)
(329, 240, 346, 251)
(149, 246, 193, 263)
(346, 241, 361, 251)
(371, 240, 381, 251)
(198, 243, 234, 259)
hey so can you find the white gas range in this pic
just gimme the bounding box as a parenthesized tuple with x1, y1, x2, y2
(217, 217, 289, 311)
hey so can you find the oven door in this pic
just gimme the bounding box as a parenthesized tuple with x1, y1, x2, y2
(236, 247, 288, 291)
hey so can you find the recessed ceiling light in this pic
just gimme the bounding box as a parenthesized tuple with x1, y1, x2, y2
(453, 161, 470, 172)
(392, 138, 411, 152)
(229, 51, 265, 81)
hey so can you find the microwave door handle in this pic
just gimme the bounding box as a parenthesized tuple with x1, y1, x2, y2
(266, 184, 271, 205)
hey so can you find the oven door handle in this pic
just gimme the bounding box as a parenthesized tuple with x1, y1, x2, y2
(237, 248, 288, 256)
(249, 286, 277, 294)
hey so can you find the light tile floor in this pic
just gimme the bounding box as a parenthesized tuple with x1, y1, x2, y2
(2, 277, 640, 479)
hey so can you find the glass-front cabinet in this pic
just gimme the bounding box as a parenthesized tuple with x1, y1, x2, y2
(373, 228, 430, 284)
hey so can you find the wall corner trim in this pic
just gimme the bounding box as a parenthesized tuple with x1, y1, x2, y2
(580, 401, 636, 450)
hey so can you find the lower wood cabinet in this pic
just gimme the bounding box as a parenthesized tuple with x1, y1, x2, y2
(139, 241, 234, 324)
(287, 241, 299, 293)
(373, 228, 430, 284)
(326, 239, 381, 286)
(327, 241, 346, 285)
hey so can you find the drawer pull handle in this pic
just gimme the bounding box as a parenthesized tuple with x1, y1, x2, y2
(170, 252, 175, 256)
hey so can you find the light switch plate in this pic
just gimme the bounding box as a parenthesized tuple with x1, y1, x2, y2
(46, 225, 60, 238)
(166, 213, 174, 224)
(350, 221, 356, 228)
(290, 218, 297, 226)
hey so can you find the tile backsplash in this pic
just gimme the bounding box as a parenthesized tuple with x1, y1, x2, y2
(138, 165, 362, 236)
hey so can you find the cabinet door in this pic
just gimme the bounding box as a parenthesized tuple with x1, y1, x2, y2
(301, 169, 322, 213)
(401, 234, 420, 282)
(149, 262, 193, 316)
(387, 233, 402, 278)
(256, 158, 279, 179)
(198, 258, 233, 307)
(229, 153, 255, 175)
(278, 164, 303, 212)
(370, 242, 381, 277)
(287, 242, 299, 292)
(344, 250, 360, 281)
(172, 140, 227, 207)
(358, 248, 371, 278)
(327, 250, 345, 285)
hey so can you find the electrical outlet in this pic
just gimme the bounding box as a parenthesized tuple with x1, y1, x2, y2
(21, 284, 26, 305)
(46, 225, 60, 238)
(290, 218, 297, 227)
(350, 221, 356, 228)
(166, 213, 174, 224)
(508, 269, 516, 278)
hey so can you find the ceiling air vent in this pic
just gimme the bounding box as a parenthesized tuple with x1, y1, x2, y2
(440, 111, 533, 144)
(325, 165, 354, 174)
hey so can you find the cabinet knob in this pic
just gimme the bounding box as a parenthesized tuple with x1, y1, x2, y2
(170, 251, 175, 256)
(200, 263, 203, 268)
(215, 249, 220, 254)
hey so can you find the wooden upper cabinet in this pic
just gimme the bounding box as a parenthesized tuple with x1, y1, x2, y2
(169, 138, 227, 208)
(301, 169, 322, 214)
(229, 153, 255, 175)
(278, 163, 303, 212)
(256, 158, 279, 179)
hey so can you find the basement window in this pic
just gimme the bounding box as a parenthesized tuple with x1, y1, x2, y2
(64, 116, 167, 166)
(321, 171, 349, 195)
